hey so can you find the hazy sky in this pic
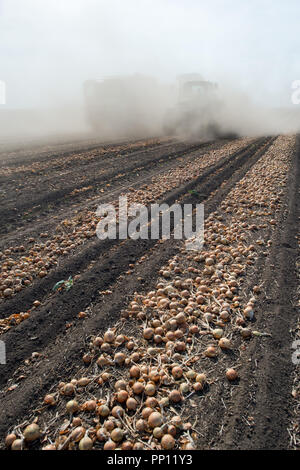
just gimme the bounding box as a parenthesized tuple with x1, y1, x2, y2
(1, 0, 299, 108)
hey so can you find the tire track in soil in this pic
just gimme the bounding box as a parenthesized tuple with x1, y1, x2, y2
(0, 137, 274, 439)
(206, 135, 300, 450)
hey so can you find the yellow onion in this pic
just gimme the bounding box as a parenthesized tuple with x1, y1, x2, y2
(226, 368, 238, 381)
(71, 427, 85, 442)
(219, 338, 231, 350)
(169, 390, 182, 403)
(126, 397, 138, 411)
(5, 433, 16, 448)
(104, 329, 115, 343)
(204, 346, 218, 358)
(98, 404, 110, 417)
(111, 428, 124, 442)
(23, 423, 41, 442)
(161, 434, 175, 450)
(136, 419, 146, 432)
(66, 400, 79, 414)
(11, 439, 23, 450)
(145, 383, 156, 396)
(104, 440, 117, 450)
(117, 390, 128, 403)
(148, 412, 163, 428)
(79, 436, 93, 450)
(132, 382, 144, 395)
(44, 394, 56, 406)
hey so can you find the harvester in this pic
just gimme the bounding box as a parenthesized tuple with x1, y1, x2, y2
(163, 73, 222, 139)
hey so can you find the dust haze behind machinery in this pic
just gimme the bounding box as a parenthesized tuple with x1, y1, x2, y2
(1, 0, 300, 145)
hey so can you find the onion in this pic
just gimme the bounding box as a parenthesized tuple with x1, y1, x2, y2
(117, 390, 128, 403)
(112, 406, 124, 418)
(104, 420, 115, 431)
(96, 428, 108, 442)
(44, 394, 56, 406)
(136, 419, 146, 432)
(5, 433, 16, 447)
(11, 439, 23, 450)
(204, 346, 218, 357)
(111, 428, 124, 442)
(93, 337, 103, 347)
(122, 441, 133, 450)
(63, 383, 75, 396)
(145, 397, 158, 408)
(244, 306, 254, 320)
(184, 442, 196, 450)
(115, 379, 127, 391)
(126, 397, 138, 411)
(132, 382, 144, 395)
(240, 328, 252, 339)
(149, 369, 160, 382)
(174, 341, 186, 352)
(141, 407, 153, 419)
(116, 334, 125, 345)
(172, 366, 183, 379)
(186, 370, 196, 380)
(66, 400, 79, 414)
(171, 415, 183, 429)
(42, 444, 56, 450)
(161, 434, 175, 450)
(23, 423, 41, 442)
(196, 373, 206, 384)
(212, 328, 223, 339)
(180, 383, 190, 394)
(104, 329, 115, 343)
(133, 442, 144, 450)
(193, 382, 203, 392)
(84, 400, 97, 412)
(104, 440, 117, 450)
(168, 425, 177, 437)
(219, 338, 231, 350)
(79, 436, 93, 450)
(219, 311, 230, 321)
(148, 412, 163, 428)
(226, 368, 238, 381)
(72, 417, 82, 427)
(97, 355, 110, 367)
(159, 397, 169, 408)
(145, 383, 156, 396)
(71, 427, 85, 442)
(77, 377, 91, 387)
(143, 328, 154, 340)
(98, 404, 110, 417)
(130, 366, 140, 378)
(114, 352, 126, 365)
(169, 390, 182, 403)
(189, 325, 199, 335)
(153, 427, 164, 439)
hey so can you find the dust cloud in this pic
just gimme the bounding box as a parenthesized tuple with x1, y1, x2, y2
(1, 0, 300, 144)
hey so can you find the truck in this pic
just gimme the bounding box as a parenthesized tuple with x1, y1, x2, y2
(83, 75, 166, 138)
